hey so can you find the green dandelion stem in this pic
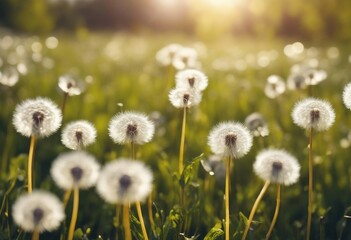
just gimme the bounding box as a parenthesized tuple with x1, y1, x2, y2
(136, 201, 148, 240)
(28, 135, 36, 193)
(266, 184, 281, 240)
(225, 155, 232, 240)
(148, 193, 155, 229)
(242, 180, 270, 240)
(307, 127, 314, 240)
(68, 187, 79, 240)
(63, 190, 72, 209)
(123, 204, 132, 240)
(32, 227, 39, 240)
(179, 106, 187, 174)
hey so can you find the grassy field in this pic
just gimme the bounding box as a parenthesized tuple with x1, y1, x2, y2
(1, 29, 351, 240)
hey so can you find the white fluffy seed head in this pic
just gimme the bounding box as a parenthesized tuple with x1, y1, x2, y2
(51, 151, 100, 190)
(291, 98, 335, 131)
(253, 149, 301, 185)
(96, 159, 153, 204)
(12, 97, 62, 138)
(155, 43, 183, 66)
(172, 47, 199, 70)
(58, 75, 83, 96)
(175, 69, 208, 92)
(245, 112, 269, 137)
(168, 87, 202, 108)
(108, 111, 155, 145)
(12, 191, 65, 232)
(208, 121, 253, 159)
(264, 75, 286, 99)
(342, 82, 351, 110)
(61, 120, 97, 150)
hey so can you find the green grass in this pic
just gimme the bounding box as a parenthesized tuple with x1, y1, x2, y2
(1, 30, 351, 239)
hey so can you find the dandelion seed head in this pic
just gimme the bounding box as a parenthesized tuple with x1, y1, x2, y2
(61, 120, 97, 150)
(13, 97, 62, 138)
(156, 43, 183, 66)
(175, 69, 208, 91)
(287, 73, 307, 90)
(208, 122, 253, 159)
(304, 69, 327, 86)
(108, 111, 155, 145)
(292, 98, 335, 131)
(58, 75, 83, 96)
(169, 87, 202, 108)
(96, 159, 153, 204)
(264, 75, 286, 99)
(342, 82, 351, 110)
(253, 149, 300, 185)
(245, 112, 269, 137)
(172, 47, 199, 70)
(12, 191, 64, 232)
(51, 151, 100, 190)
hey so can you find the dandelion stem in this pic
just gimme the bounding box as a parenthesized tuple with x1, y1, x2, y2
(63, 190, 72, 209)
(136, 201, 149, 240)
(68, 187, 79, 240)
(28, 135, 36, 193)
(61, 92, 68, 117)
(115, 204, 120, 240)
(225, 155, 231, 240)
(307, 128, 314, 240)
(266, 184, 281, 240)
(123, 204, 132, 240)
(131, 142, 135, 160)
(179, 107, 187, 174)
(242, 180, 270, 240)
(148, 193, 155, 229)
(32, 228, 39, 240)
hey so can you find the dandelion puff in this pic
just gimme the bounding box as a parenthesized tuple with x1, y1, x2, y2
(291, 97, 335, 131)
(287, 73, 307, 90)
(253, 149, 300, 185)
(175, 69, 208, 92)
(342, 82, 351, 110)
(172, 47, 199, 70)
(304, 69, 327, 86)
(96, 159, 153, 204)
(169, 87, 202, 108)
(108, 111, 155, 145)
(13, 97, 62, 138)
(155, 43, 183, 66)
(12, 190, 65, 232)
(51, 151, 100, 190)
(264, 75, 286, 99)
(208, 121, 253, 159)
(58, 75, 84, 96)
(244, 112, 269, 137)
(61, 120, 97, 150)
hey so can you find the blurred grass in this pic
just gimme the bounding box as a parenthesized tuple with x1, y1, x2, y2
(1, 30, 351, 239)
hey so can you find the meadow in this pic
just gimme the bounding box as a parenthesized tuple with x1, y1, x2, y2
(1, 29, 351, 240)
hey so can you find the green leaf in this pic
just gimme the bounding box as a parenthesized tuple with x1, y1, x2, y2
(204, 221, 224, 240)
(179, 153, 203, 188)
(73, 228, 84, 239)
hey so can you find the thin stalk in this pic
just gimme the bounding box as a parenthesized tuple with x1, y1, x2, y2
(179, 107, 187, 174)
(123, 204, 132, 240)
(266, 184, 281, 240)
(63, 190, 72, 209)
(115, 205, 120, 240)
(136, 201, 148, 240)
(1, 120, 14, 177)
(61, 92, 68, 117)
(27, 135, 36, 193)
(148, 193, 155, 228)
(225, 156, 231, 240)
(307, 128, 314, 240)
(131, 142, 135, 160)
(32, 228, 39, 240)
(68, 187, 79, 240)
(242, 181, 271, 240)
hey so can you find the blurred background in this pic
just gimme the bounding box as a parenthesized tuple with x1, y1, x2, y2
(0, 0, 351, 40)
